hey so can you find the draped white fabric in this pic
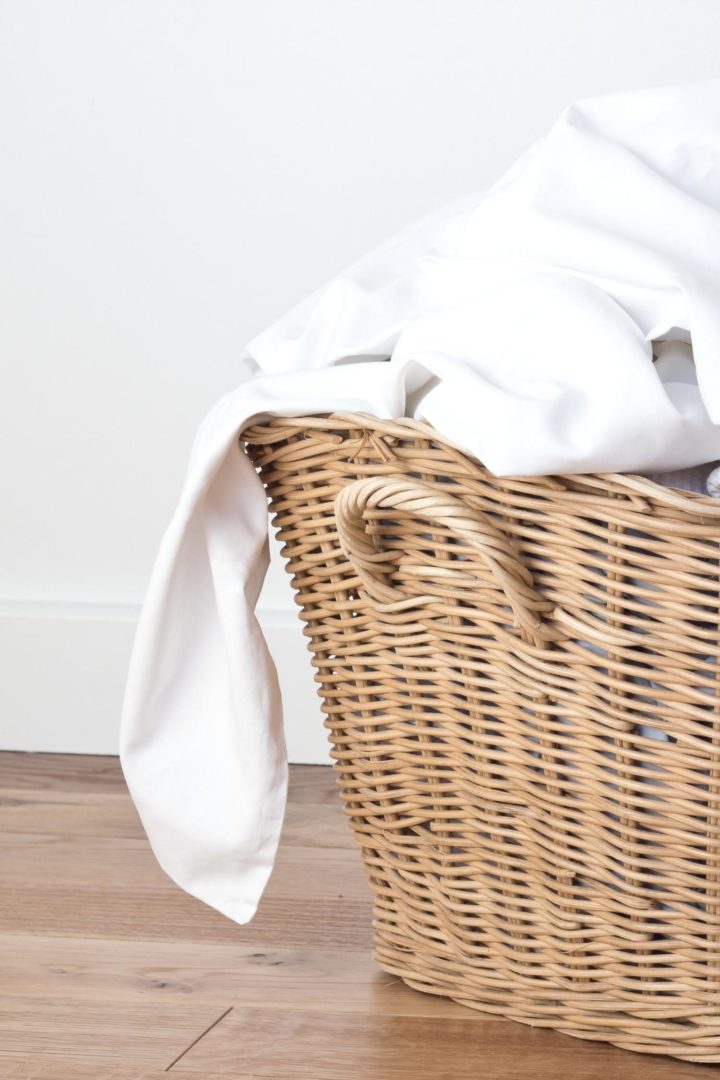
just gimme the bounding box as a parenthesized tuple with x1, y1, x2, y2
(121, 81, 720, 923)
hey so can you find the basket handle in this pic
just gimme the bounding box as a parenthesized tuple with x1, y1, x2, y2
(334, 476, 562, 646)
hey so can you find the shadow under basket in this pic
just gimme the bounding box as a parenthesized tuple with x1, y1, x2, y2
(244, 412, 720, 1063)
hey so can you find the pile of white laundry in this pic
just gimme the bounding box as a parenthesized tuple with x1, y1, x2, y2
(121, 80, 720, 924)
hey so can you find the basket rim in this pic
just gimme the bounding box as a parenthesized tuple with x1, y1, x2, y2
(243, 410, 720, 518)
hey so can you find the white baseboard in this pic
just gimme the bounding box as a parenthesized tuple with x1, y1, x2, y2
(0, 599, 330, 763)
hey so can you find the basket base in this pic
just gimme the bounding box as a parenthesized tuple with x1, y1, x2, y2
(373, 935, 720, 1064)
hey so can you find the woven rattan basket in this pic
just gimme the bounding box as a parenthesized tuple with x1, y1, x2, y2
(244, 412, 720, 1062)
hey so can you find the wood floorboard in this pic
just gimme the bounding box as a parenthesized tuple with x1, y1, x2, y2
(168, 1005, 707, 1080)
(0, 883, 375, 949)
(0, 751, 712, 1077)
(0, 753, 127, 793)
(2, 1062, 272, 1080)
(0, 934, 470, 1016)
(0, 831, 367, 897)
(0, 995, 226, 1069)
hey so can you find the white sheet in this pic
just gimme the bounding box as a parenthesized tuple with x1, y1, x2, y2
(121, 80, 720, 923)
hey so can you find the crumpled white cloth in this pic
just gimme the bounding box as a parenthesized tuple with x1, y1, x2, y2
(121, 81, 720, 924)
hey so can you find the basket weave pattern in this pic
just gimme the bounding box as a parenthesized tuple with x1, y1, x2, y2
(245, 413, 720, 1061)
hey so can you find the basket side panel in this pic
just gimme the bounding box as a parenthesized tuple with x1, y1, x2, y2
(245, 415, 720, 1062)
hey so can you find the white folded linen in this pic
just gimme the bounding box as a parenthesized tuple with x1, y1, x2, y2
(121, 80, 720, 924)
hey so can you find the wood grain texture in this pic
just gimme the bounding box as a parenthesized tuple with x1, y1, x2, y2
(0, 751, 711, 1076)
(3, 1063, 270, 1080)
(0, 996, 224, 1069)
(4, 1063, 170, 1079)
(169, 1006, 707, 1080)
(0, 935, 469, 1017)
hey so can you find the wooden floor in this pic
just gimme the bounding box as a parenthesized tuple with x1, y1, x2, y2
(0, 753, 712, 1079)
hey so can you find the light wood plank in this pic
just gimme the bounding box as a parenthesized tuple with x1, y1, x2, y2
(169, 1005, 708, 1080)
(0, 789, 144, 839)
(2, 1063, 270, 1080)
(0, 934, 469, 1017)
(0, 883, 374, 948)
(0, 789, 352, 847)
(0, 753, 127, 793)
(0, 997, 227, 1069)
(3, 1062, 168, 1079)
(0, 831, 366, 895)
(285, 764, 342, 805)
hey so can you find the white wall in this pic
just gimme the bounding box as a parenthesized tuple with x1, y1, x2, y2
(2, 0, 720, 758)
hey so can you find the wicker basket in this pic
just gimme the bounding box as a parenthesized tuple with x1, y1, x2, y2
(244, 412, 720, 1062)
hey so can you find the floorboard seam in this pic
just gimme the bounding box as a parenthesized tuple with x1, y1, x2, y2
(164, 1005, 234, 1072)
